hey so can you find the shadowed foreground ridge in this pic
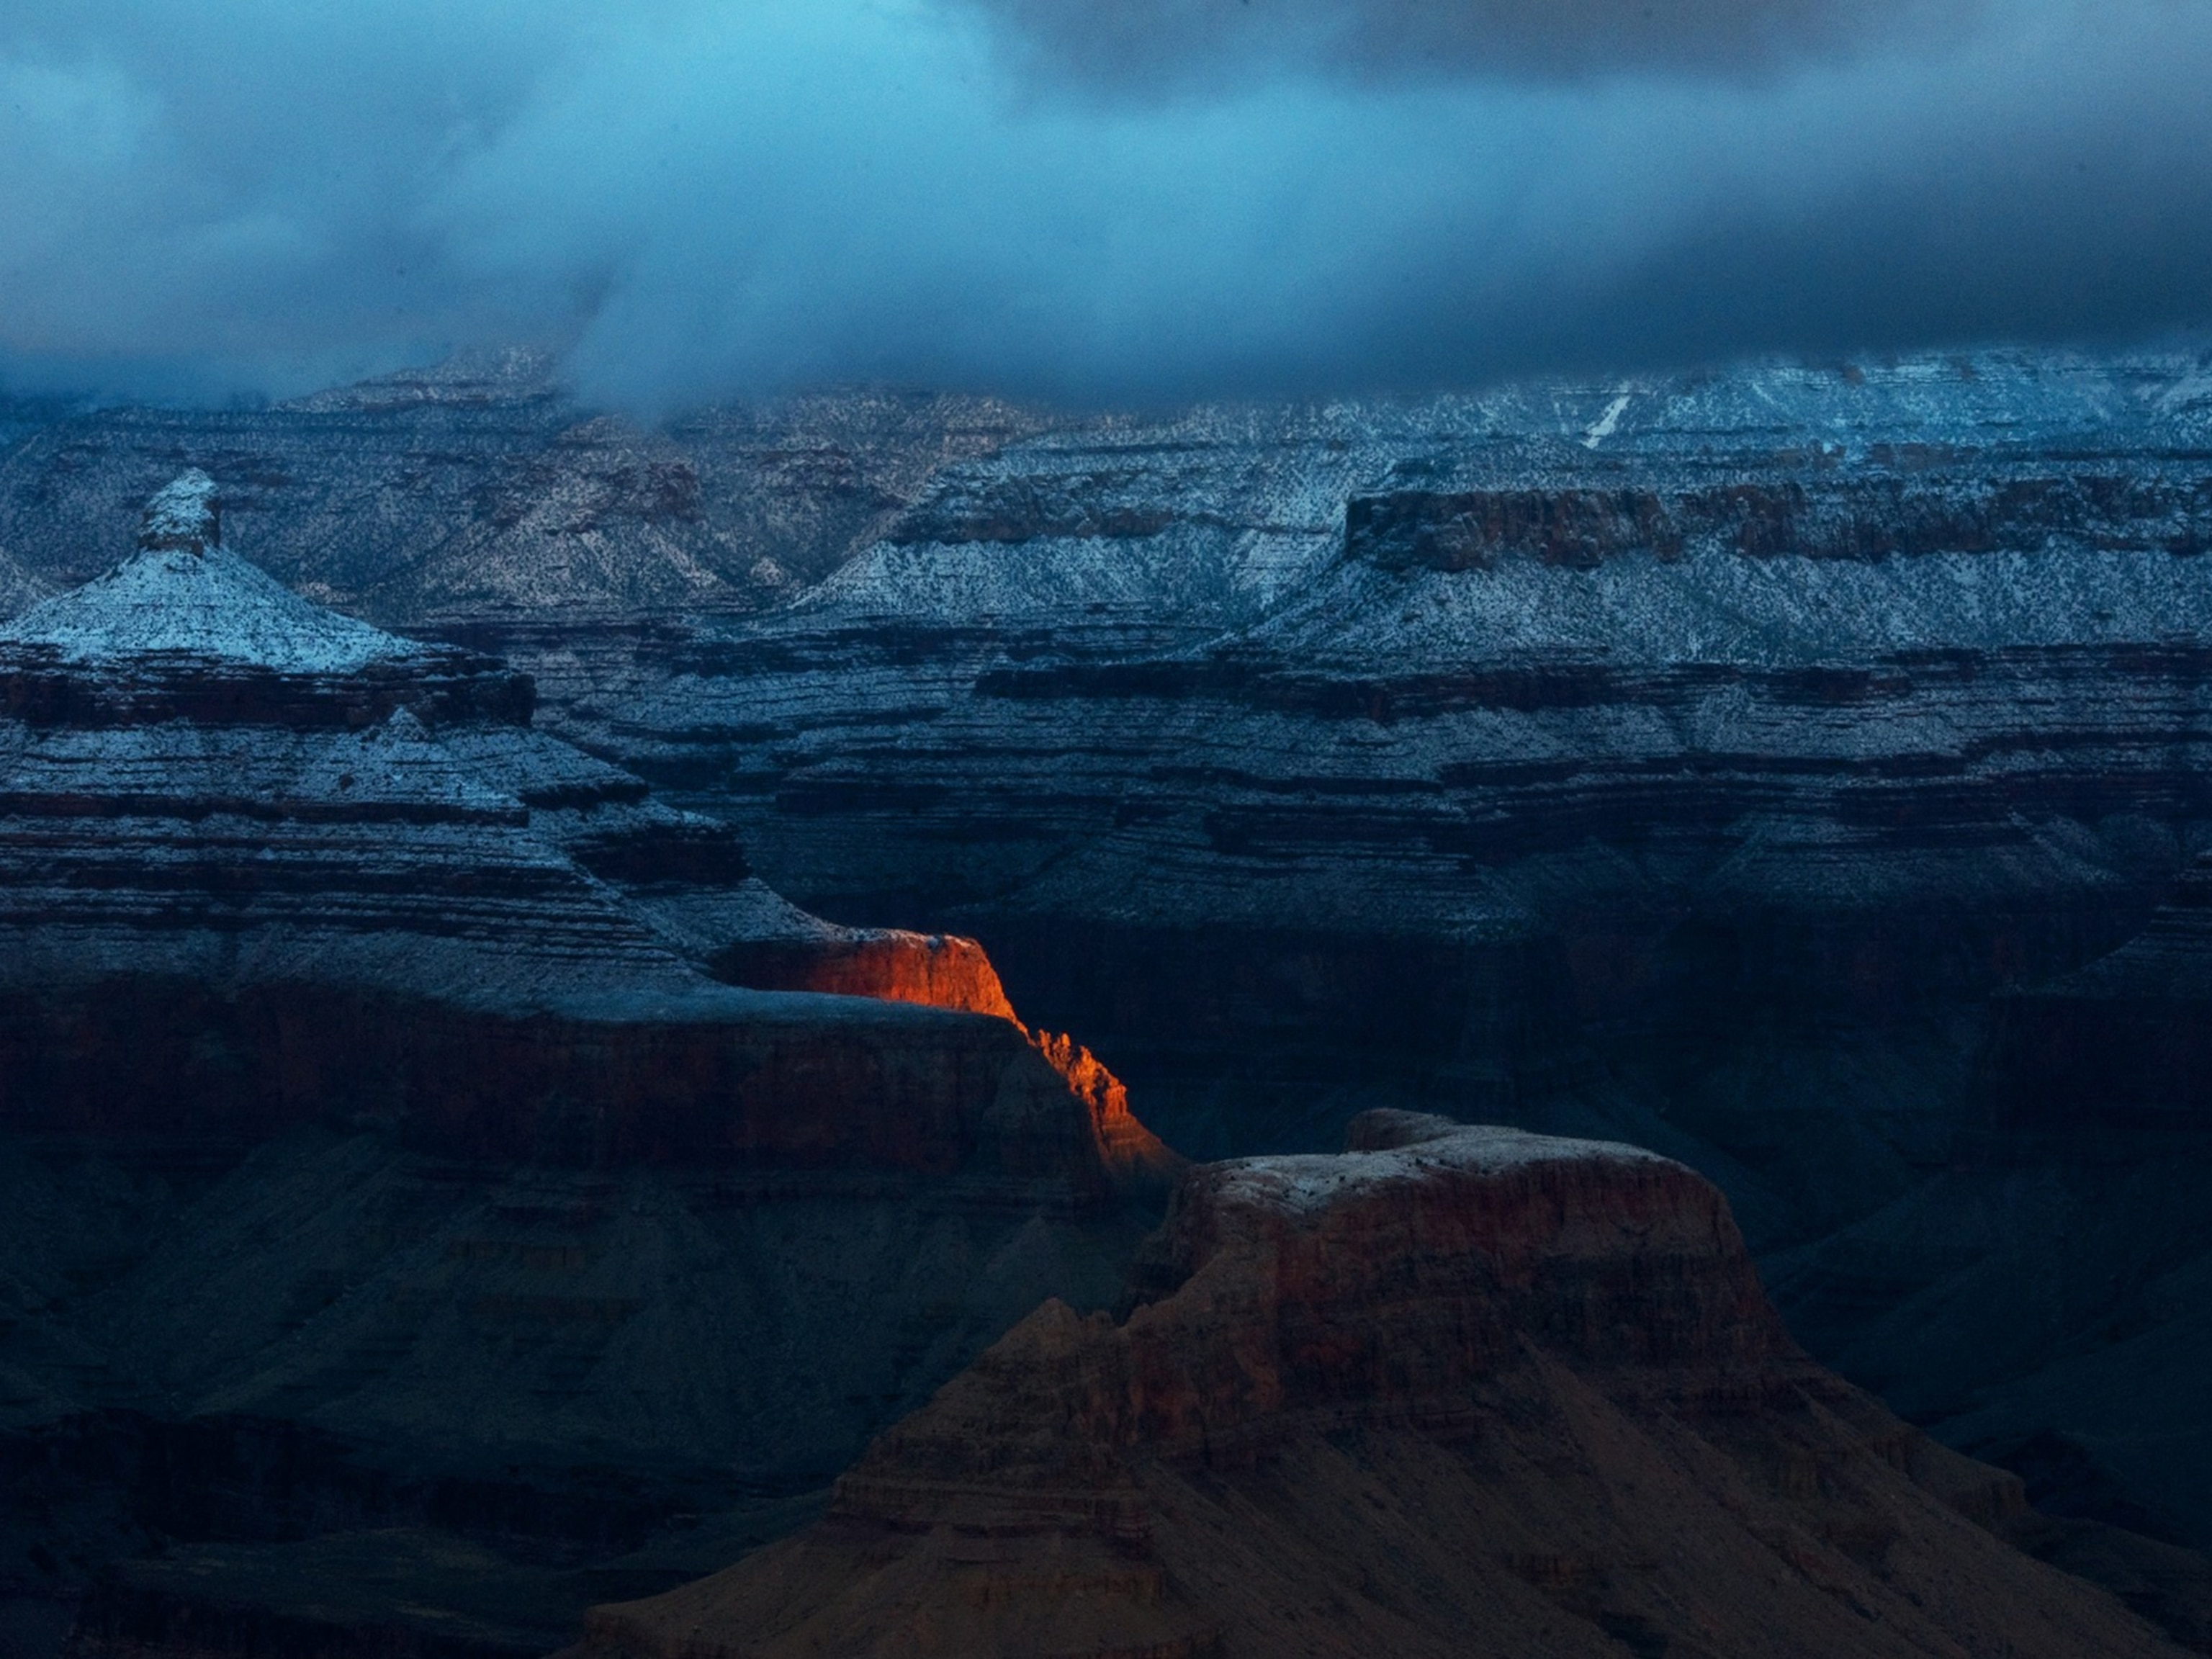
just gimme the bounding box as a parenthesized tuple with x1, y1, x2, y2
(575, 1110, 2186, 1659)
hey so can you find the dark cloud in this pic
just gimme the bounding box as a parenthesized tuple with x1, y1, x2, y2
(0, 1, 2207, 409)
(953, 0, 1974, 89)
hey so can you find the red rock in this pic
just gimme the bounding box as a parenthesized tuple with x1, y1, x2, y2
(575, 1112, 2188, 1658)
(711, 927, 1019, 1018)
(705, 906, 1177, 1192)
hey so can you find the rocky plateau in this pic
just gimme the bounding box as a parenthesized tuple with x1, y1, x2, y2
(574, 1111, 2198, 1658)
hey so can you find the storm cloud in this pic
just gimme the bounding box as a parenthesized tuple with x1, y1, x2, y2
(0, 0, 2208, 408)
(954, 0, 1979, 89)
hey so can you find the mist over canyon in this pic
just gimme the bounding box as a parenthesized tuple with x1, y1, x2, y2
(9, 0, 2212, 405)
(0, 343, 2206, 1657)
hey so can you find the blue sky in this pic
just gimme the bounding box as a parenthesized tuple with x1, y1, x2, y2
(1, 0, 2209, 406)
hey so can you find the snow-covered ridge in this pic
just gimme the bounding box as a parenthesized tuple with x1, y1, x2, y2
(1, 544, 426, 674)
(0, 469, 438, 675)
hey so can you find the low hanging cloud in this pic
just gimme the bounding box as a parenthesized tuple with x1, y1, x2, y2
(953, 0, 1979, 89)
(0, 0, 2208, 410)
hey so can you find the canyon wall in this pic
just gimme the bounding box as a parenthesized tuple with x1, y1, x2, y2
(0, 475, 1172, 1659)
(9, 350, 2212, 1617)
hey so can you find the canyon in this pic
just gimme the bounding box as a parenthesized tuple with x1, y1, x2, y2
(4, 346, 2212, 1651)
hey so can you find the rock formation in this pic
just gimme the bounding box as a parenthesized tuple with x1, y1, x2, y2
(0, 544, 48, 617)
(0, 474, 1171, 1659)
(0, 470, 1166, 1190)
(0, 359, 1046, 620)
(377, 354, 2212, 1236)
(1752, 861, 2212, 1570)
(575, 1110, 2188, 1658)
(1979, 847, 2212, 1130)
(309, 349, 2206, 1559)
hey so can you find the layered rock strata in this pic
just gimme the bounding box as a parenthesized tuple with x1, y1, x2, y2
(0, 475, 1172, 1659)
(0, 472, 1166, 1193)
(577, 1111, 2187, 1659)
(403, 352, 2212, 1557)
(0, 355, 1045, 620)
(498, 354, 2212, 1181)
(10, 351, 2212, 1588)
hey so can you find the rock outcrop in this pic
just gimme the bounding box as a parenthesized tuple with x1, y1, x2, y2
(576, 1112, 2187, 1658)
(0, 544, 50, 618)
(0, 472, 1169, 1194)
(354, 351, 2212, 1557)
(1751, 862, 2212, 1567)
(507, 352, 2212, 1180)
(0, 475, 1173, 1659)
(640, 871, 1020, 1018)
(0, 364, 1046, 619)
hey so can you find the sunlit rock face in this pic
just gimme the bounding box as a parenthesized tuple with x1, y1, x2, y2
(575, 1112, 2185, 1659)
(0, 477, 1181, 1659)
(272, 346, 2211, 1567)
(474, 351, 2212, 1174)
(700, 904, 1020, 1018)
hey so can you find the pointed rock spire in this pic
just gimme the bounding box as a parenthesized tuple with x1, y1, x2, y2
(0, 471, 534, 722)
(136, 468, 219, 554)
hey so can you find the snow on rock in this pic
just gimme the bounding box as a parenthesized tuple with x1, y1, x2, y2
(135, 468, 221, 554)
(0, 472, 1174, 1218)
(4, 472, 426, 673)
(0, 546, 50, 620)
(1210, 1115, 1674, 1217)
(569, 1102, 2162, 1659)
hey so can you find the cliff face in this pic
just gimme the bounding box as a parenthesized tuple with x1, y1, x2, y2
(1750, 864, 2212, 1573)
(1979, 849, 2212, 1130)
(703, 914, 1020, 1019)
(0, 472, 1168, 1195)
(0, 545, 52, 617)
(577, 1112, 2186, 1659)
(0, 475, 1172, 1659)
(0, 358, 1045, 619)
(506, 354, 2212, 1176)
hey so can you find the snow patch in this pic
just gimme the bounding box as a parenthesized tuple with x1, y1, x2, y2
(136, 469, 220, 554)
(1581, 391, 1633, 449)
(0, 547, 427, 673)
(1219, 1125, 1673, 1216)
